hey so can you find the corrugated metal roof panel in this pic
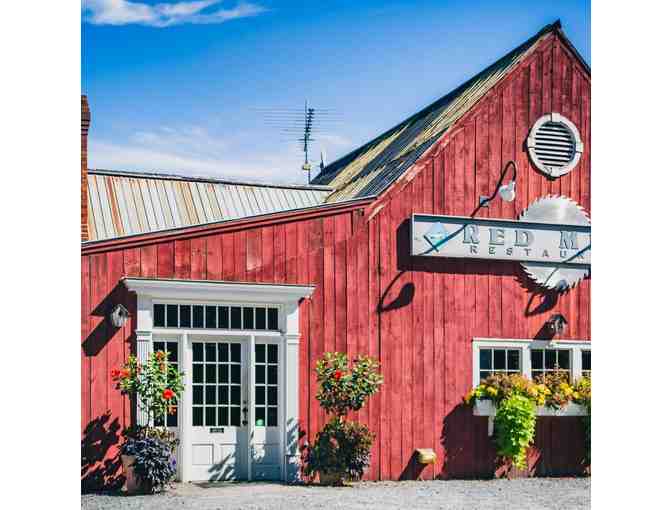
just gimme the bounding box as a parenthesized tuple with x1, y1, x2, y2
(87, 170, 332, 241)
(312, 22, 562, 202)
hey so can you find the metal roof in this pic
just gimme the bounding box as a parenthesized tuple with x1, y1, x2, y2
(87, 169, 331, 241)
(311, 22, 566, 202)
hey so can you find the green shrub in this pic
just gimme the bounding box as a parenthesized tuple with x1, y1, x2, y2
(494, 394, 537, 470)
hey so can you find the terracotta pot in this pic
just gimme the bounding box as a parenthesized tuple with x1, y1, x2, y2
(121, 455, 142, 494)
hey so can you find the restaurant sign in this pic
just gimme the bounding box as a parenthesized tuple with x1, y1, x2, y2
(411, 196, 591, 290)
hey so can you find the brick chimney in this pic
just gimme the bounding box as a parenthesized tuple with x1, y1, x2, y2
(81, 95, 90, 241)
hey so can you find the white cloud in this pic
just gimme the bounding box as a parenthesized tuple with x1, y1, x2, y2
(82, 0, 266, 27)
(88, 124, 353, 185)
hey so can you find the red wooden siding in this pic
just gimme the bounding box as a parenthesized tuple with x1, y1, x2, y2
(82, 33, 589, 486)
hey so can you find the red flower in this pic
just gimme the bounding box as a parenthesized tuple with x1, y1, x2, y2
(110, 368, 121, 380)
(162, 388, 176, 400)
(120, 368, 130, 378)
(155, 351, 166, 360)
(168, 406, 177, 415)
(334, 370, 343, 380)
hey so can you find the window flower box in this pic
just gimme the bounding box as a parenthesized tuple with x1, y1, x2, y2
(473, 399, 588, 435)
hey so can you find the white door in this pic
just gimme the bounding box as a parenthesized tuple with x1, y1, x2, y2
(251, 341, 283, 480)
(189, 339, 249, 481)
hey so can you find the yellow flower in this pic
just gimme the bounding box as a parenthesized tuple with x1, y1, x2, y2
(486, 387, 498, 397)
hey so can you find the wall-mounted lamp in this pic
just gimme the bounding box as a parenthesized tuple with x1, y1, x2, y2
(479, 160, 518, 207)
(546, 313, 568, 337)
(109, 304, 130, 328)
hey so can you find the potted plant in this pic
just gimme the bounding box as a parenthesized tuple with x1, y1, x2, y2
(304, 352, 383, 485)
(111, 350, 184, 494)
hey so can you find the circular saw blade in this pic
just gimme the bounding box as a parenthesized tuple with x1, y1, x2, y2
(519, 195, 590, 291)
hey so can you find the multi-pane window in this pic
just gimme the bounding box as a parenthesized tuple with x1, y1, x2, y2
(154, 304, 279, 331)
(478, 348, 521, 382)
(581, 350, 591, 378)
(153, 340, 178, 427)
(531, 349, 571, 381)
(254, 343, 279, 427)
(192, 342, 242, 427)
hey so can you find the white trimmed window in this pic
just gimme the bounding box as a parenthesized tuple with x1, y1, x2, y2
(153, 303, 280, 331)
(472, 338, 590, 387)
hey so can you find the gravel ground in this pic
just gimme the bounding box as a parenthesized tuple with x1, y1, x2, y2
(82, 478, 590, 510)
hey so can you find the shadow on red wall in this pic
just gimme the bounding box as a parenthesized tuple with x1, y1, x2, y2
(81, 412, 124, 493)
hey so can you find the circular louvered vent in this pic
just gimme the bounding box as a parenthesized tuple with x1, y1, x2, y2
(527, 113, 583, 178)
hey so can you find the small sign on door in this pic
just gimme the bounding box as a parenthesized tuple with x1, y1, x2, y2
(209, 427, 226, 433)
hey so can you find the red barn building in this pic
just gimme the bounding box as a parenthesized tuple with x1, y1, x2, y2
(81, 21, 590, 489)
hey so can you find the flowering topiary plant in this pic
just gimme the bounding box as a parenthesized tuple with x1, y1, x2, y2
(112, 351, 185, 424)
(306, 352, 383, 485)
(464, 373, 549, 407)
(315, 352, 384, 417)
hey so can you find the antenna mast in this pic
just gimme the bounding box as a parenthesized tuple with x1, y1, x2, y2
(257, 102, 342, 184)
(301, 100, 315, 182)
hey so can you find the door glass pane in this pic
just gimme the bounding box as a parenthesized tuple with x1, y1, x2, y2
(206, 343, 217, 362)
(255, 344, 266, 363)
(167, 342, 178, 362)
(218, 343, 229, 362)
(193, 407, 203, 426)
(267, 386, 277, 406)
(193, 385, 203, 405)
(218, 407, 228, 426)
(205, 407, 216, 426)
(268, 366, 278, 385)
(166, 411, 177, 427)
(194, 364, 204, 383)
(255, 342, 279, 428)
(255, 407, 265, 426)
(193, 342, 203, 362)
(230, 407, 241, 426)
(268, 344, 278, 364)
(206, 386, 216, 405)
(231, 344, 241, 363)
(206, 364, 216, 383)
(231, 385, 241, 405)
(218, 364, 229, 384)
(231, 364, 241, 384)
(267, 407, 277, 427)
(255, 386, 265, 405)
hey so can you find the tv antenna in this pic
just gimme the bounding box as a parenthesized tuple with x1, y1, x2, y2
(301, 100, 315, 181)
(256, 101, 343, 183)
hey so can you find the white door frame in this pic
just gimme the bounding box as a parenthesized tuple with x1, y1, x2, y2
(123, 277, 314, 483)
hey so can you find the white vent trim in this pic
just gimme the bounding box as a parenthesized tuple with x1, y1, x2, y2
(527, 113, 583, 178)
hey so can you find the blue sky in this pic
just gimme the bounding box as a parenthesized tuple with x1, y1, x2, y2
(82, 0, 590, 185)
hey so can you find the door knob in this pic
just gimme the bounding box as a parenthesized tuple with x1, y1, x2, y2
(242, 404, 248, 426)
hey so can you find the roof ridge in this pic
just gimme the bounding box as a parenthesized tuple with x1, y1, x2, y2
(89, 168, 333, 191)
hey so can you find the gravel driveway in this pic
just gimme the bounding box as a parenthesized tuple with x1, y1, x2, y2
(82, 478, 590, 510)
